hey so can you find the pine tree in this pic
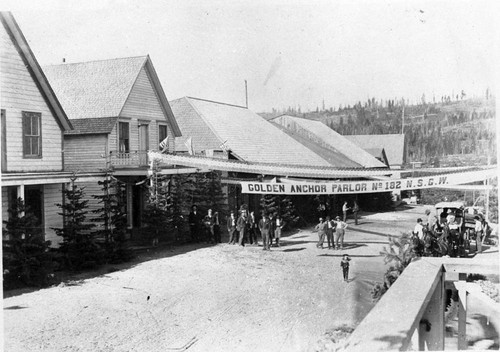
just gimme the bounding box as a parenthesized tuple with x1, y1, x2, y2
(167, 174, 191, 242)
(54, 175, 104, 270)
(3, 198, 53, 288)
(142, 162, 170, 245)
(92, 171, 132, 263)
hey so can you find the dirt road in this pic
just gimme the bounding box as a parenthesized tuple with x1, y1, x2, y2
(3, 206, 426, 352)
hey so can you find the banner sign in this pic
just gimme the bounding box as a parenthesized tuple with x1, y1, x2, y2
(240, 169, 497, 195)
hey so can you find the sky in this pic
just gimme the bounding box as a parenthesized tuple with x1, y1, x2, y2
(3, 0, 499, 112)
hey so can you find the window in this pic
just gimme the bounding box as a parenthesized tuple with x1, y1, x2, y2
(22, 111, 42, 158)
(118, 122, 130, 153)
(158, 124, 168, 144)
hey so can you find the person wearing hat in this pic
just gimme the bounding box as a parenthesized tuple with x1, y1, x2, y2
(340, 254, 351, 282)
(315, 217, 327, 249)
(334, 216, 348, 250)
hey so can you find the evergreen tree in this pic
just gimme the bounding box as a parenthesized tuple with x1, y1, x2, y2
(260, 194, 301, 229)
(3, 198, 53, 288)
(142, 162, 170, 245)
(167, 174, 191, 242)
(54, 175, 104, 270)
(92, 171, 133, 263)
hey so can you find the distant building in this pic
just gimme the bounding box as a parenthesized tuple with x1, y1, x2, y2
(344, 134, 406, 169)
(269, 115, 387, 169)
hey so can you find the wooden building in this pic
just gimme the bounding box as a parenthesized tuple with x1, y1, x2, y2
(43, 56, 183, 231)
(0, 12, 101, 245)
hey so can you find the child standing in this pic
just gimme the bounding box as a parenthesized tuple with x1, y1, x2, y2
(340, 254, 351, 282)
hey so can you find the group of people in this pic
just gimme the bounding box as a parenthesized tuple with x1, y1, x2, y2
(315, 216, 348, 250)
(227, 211, 285, 250)
(188, 205, 222, 244)
(413, 208, 491, 257)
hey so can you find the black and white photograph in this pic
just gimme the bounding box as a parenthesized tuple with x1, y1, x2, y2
(1, 1, 499, 351)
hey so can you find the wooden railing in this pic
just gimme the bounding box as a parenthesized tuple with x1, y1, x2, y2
(109, 150, 149, 167)
(343, 257, 499, 351)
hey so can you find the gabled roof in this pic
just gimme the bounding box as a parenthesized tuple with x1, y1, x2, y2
(0, 12, 72, 131)
(365, 148, 389, 167)
(65, 117, 118, 135)
(43, 55, 181, 136)
(169, 97, 333, 166)
(345, 134, 405, 167)
(272, 124, 362, 168)
(270, 115, 387, 168)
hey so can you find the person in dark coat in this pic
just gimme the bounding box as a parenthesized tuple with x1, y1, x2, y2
(248, 211, 258, 245)
(188, 205, 201, 243)
(268, 213, 276, 245)
(227, 211, 237, 244)
(213, 211, 221, 243)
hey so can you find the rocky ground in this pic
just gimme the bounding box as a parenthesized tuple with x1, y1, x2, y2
(3, 205, 497, 351)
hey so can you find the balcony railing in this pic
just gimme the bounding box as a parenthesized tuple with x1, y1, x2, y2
(109, 150, 149, 167)
(342, 257, 499, 351)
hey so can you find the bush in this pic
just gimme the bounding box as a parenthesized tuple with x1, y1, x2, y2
(2, 198, 54, 289)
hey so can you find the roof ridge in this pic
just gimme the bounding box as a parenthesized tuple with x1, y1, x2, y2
(186, 96, 247, 109)
(43, 55, 148, 67)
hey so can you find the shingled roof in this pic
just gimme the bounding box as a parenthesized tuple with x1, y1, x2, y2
(64, 117, 118, 135)
(43, 56, 181, 135)
(345, 134, 405, 168)
(271, 115, 387, 168)
(169, 97, 334, 166)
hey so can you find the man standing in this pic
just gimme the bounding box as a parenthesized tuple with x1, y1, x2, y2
(352, 201, 360, 225)
(342, 201, 350, 222)
(248, 211, 258, 245)
(237, 211, 248, 246)
(268, 213, 276, 246)
(188, 205, 201, 243)
(214, 211, 221, 243)
(259, 213, 271, 250)
(275, 215, 285, 247)
(334, 216, 348, 250)
(315, 217, 327, 249)
(203, 209, 215, 244)
(227, 211, 237, 244)
(326, 216, 335, 249)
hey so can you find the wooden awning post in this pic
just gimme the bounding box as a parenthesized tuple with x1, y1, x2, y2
(418, 273, 445, 350)
(457, 285, 468, 350)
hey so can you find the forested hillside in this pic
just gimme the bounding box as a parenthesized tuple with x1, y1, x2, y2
(262, 93, 496, 166)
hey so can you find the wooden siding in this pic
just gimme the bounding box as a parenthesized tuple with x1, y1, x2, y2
(64, 134, 108, 172)
(43, 183, 63, 246)
(75, 179, 106, 232)
(0, 23, 64, 172)
(117, 67, 175, 153)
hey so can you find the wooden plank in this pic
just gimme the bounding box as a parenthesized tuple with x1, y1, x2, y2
(343, 259, 443, 351)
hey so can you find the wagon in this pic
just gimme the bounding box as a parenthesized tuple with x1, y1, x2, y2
(435, 201, 469, 257)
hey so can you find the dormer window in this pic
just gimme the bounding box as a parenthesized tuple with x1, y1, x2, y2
(22, 111, 42, 158)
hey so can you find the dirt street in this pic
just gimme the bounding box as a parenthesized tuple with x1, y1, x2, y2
(3, 206, 428, 351)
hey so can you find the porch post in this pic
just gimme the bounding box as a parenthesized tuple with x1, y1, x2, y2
(457, 287, 468, 350)
(418, 271, 445, 350)
(17, 184, 25, 216)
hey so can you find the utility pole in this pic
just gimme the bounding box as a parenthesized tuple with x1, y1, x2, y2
(401, 105, 405, 134)
(245, 80, 248, 108)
